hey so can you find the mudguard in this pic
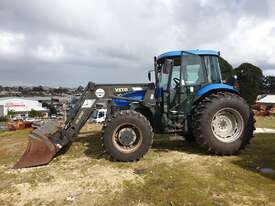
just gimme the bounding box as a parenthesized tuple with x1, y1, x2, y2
(196, 83, 239, 97)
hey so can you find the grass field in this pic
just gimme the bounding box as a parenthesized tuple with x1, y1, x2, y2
(255, 116, 275, 129)
(0, 123, 275, 206)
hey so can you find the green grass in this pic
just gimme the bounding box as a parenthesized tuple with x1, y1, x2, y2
(102, 133, 275, 206)
(255, 116, 275, 129)
(0, 129, 30, 165)
(0, 128, 275, 206)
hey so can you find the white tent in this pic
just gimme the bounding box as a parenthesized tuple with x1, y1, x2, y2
(257, 95, 275, 105)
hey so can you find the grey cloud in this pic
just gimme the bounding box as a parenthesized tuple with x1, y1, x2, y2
(0, 0, 274, 86)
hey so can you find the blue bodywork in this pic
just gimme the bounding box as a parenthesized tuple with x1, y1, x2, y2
(196, 84, 239, 97)
(157, 50, 220, 61)
(112, 90, 146, 106)
(112, 50, 237, 107)
(112, 84, 238, 107)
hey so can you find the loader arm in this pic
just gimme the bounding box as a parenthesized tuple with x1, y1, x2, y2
(14, 82, 150, 168)
(60, 82, 100, 147)
(62, 82, 148, 146)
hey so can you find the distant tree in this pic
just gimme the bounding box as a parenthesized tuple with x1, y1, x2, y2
(262, 75, 275, 94)
(0, 116, 8, 122)
(42, 102, 49, 108)
(52, 87, 68, 94)
(42, 102, 57, 115)
(0, 85, 3, 92)
(7, 110, 17, 121)
(7, 110, 17, 117)
(28, 109, 43, 118)
(4, 86, 11, 92)
(18, 86, 24, 92)
(21, 87, 32, 95)
(49, 106, 57, 115)
(235, 63, 264, 105)
(33, 86, 44, 92)
(219, 57, 234, 82)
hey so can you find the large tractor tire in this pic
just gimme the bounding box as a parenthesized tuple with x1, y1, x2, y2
(102, 110, 153, 161)
(193, 92, 255, 155)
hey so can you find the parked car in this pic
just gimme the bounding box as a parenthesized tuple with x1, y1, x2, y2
(25, 117, 36, 122)
(51, 115, 57, 119)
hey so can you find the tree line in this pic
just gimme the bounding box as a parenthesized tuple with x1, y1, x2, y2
(0, 85, 73, 96)
(219, 58, 275, 105)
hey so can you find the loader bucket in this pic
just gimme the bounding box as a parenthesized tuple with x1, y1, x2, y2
(13, 120, 63, 169)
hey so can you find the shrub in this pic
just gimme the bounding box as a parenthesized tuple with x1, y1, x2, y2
(0, 116, 8, 122)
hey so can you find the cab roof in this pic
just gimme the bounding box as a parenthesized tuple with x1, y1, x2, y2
(157, 50, 220, 61)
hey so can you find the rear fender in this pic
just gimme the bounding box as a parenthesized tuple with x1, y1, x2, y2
(194, 84, 239, 104)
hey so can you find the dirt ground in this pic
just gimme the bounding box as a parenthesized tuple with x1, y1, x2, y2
(0, 124, 275, 206)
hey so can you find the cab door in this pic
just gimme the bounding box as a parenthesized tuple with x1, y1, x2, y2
(167, 58, 182, 114)
(158, 57, 188, 117)
(158, 59, 173, 114)
(180, 54, 208, 114)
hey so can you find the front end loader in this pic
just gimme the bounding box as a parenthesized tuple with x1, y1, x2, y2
(14, 50, 255, 169)
(14, 83, 154, 168)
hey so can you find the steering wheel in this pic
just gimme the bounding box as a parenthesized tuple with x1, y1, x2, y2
(173, 77, 180, 88)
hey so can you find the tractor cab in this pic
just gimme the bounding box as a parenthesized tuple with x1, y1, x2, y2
(153, 50, 223, 132)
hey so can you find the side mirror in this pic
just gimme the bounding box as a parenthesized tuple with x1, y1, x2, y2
(148, 71, 151, 81)
(147, 70, 154, 82)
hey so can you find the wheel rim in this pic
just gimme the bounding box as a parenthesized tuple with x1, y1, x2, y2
(112, 123, 143, 153)
(211, 108, 244, 143)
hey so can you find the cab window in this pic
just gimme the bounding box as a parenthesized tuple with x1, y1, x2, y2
(182, 55, 206, 85)
(159, 64, 169, 89)
(170, 58, 181, 89)
(204, 56, 222, 83)
(159, 59, 173, 90)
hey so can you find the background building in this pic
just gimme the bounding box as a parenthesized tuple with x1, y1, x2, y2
(0, 98, 48, 119)
(254, 95, 275, 116)
(257, 95, 275, 107)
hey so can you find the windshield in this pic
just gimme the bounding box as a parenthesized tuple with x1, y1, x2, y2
(182, 55, 206, 85)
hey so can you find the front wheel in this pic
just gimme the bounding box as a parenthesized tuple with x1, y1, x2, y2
(102, 110, 153, 161)
(193, 92, 255, 155)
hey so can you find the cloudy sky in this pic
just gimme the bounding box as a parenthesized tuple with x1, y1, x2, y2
(0, 0, 275, 87)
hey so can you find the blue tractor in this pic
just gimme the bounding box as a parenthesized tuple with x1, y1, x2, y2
(14, 50, 255, 168)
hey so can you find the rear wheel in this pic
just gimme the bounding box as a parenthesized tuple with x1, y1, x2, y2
(193, 92, 255, 155)
(102, 110, 153, 161)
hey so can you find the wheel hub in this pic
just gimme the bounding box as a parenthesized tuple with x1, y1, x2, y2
(211, 108, 244, 143)
(117, 128, 137, 146)
(217, 116, 232, 130)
